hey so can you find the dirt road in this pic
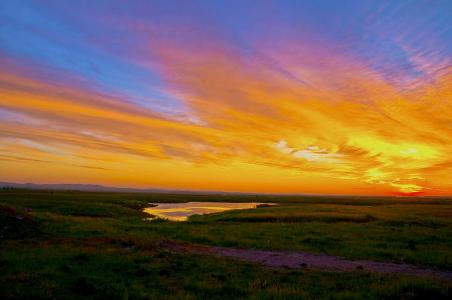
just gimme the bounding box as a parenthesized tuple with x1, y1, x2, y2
(162, 240, 452, 281)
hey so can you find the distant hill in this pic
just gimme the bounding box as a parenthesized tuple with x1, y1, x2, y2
(0, 182, 254, 195)
(0, 182, 177, 193)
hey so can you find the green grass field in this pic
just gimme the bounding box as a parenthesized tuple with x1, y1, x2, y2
(1, 189, 452, 299)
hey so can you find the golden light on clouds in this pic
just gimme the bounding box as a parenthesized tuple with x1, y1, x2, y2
(1, 50, 451, 195)
(1, 1, 452, 196)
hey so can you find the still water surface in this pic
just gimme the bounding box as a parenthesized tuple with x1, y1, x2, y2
(144, 202, 265, 221)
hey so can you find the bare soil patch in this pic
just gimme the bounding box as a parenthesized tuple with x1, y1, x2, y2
(162, 240, 452, 282)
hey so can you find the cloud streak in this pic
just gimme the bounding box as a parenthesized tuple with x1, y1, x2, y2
(0, 0, 451, 195)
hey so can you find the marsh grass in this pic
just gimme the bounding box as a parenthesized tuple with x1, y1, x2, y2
(1, 189, 451, 299)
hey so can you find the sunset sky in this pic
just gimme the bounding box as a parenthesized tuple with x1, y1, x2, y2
(1, 1, 451, 195)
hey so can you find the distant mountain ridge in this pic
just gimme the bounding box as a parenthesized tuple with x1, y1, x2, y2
(0, 182, 269, 195)
(0, 182, 188, 193)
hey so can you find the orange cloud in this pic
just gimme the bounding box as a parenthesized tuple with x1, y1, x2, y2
(1, 41, 451, 195)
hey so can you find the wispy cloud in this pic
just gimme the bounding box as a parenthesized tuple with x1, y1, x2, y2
(1, 0, 451, 195)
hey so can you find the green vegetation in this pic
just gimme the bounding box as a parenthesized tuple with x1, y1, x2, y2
(1, 189, 452, 299)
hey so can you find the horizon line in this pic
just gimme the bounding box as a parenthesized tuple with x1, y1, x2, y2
(1, 181, 451, 198)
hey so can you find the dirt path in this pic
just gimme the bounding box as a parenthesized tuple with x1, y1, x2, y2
(162, 241, 452, 281)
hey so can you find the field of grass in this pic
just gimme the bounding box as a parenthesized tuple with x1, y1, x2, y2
(1, 189, 452, 299)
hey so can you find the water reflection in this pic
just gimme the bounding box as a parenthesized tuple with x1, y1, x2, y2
(144, 202, 266, 221)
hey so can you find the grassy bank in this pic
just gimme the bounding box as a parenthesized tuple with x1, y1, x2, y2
(1, 189, 451, 299)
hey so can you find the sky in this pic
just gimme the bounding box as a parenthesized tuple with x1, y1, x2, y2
(1, 0, 451, 196)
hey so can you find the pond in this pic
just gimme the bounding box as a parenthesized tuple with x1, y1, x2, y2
(143, 202, 267, 221)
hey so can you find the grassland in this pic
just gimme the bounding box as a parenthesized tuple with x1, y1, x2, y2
(1, 189, 452, 299)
